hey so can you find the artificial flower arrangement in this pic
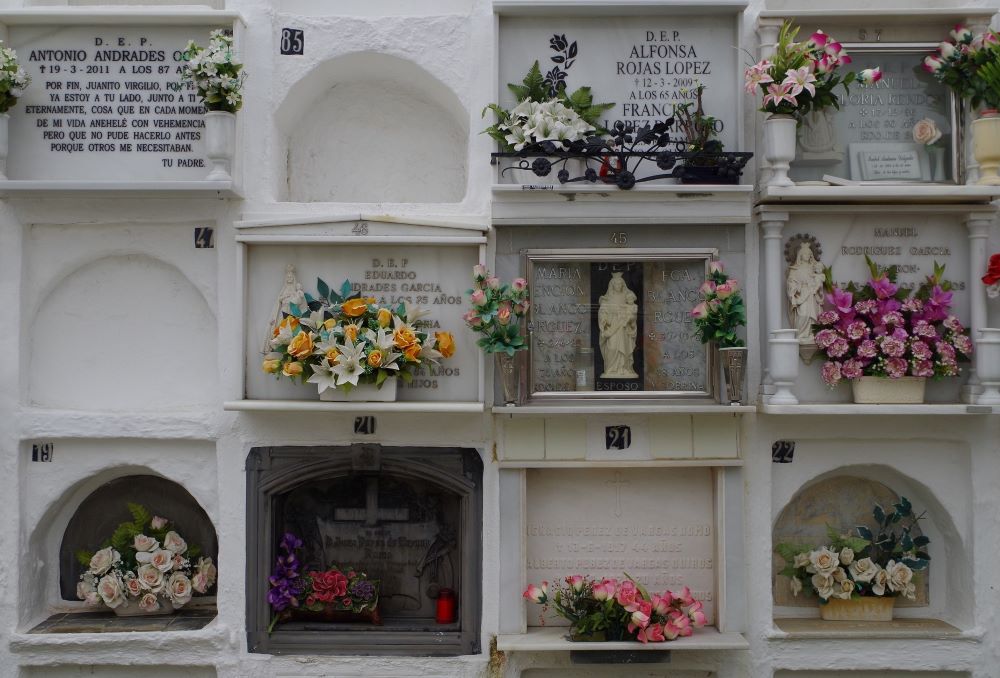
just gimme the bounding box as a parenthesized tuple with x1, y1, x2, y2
(775, 496, 930, 605)
(0, 41, 29, 113)
(263, 278, 455, 395)
(984, 253, 1000, 298)
(523, 575, 708, 643)
(465, 265, 530, 356)
(690, 261, 746, 349)
(675, 83, 723, 160)
(745, 21, 881, 117)
(924, 25, 1000, 111)
(180, 29, 246, 113)
(813, 258, 972, 387)
(76, 504, 216, 614)
(266, 532, 380, 633)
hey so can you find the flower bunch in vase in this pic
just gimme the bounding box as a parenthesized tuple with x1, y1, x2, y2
(813, 258, 972, 399)
(775, 496, 930, 620)
(984, 253, 1000, 299)
(76, 504, 216, 615)
(523, 575, 707, 643)
(264, 278, 455, 399)
(180, 30, 245, 113)
(691, 261, 746, 349)
(466, 266, 529, 404)
(266, 532, 381, 633)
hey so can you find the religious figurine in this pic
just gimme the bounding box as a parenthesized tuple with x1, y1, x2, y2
(785, 239, 826, 343)
(597, 272, 639, 379)
(263, 264, 307, 353)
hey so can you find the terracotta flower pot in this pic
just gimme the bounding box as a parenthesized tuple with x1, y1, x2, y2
(820, 596, 894, 621)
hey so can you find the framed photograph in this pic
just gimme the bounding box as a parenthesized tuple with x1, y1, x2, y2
(524, 248, 718, 401)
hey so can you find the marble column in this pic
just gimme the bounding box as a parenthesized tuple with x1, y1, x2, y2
(965, 214, 993, 401)
(760, 213, 791, 396)
(756, 21, 781, 188)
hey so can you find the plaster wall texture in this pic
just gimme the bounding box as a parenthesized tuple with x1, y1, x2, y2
(0, 0, 997, 677)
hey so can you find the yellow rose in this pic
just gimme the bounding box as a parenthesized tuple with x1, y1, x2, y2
(342, 298, 369, 317)
(282, 361, 303, 377)
(323, 318, 337, 331)
(273, 316, 299, 337)
(393, 326, 417, 349)
(344, 323, 359, 342)
(262, 359, 282, 374)
(287, 331, 315, 359)
(435, 331, 456, 358)
(377, 308, 392, 328)
(404, 343, 421, 362)
(367, 349, 383, 368)
(325, 347, 340, 365)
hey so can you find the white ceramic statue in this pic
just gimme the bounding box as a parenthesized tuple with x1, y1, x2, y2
(264, 264, 307, 353)
(597, 272, 639, 379)
(786, 242, 826, 342)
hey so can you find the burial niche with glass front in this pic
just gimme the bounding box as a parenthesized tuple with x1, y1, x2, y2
(246, 444, 483, 656)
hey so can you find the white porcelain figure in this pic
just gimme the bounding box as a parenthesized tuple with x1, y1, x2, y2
(598, 272, 639, 379)
(786, 242, 826, 343)
(263, 264, 307, 354)
(204, 110, 236, 181)
(764, 114, 797, 187)
(769, 329, 800, 404)
(976, 328, 1000, 405)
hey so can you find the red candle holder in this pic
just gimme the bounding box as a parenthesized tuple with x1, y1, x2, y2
(435, 588, 456, 624)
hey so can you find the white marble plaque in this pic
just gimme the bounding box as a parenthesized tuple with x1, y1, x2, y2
(245, 244, 478, 402)
(7, 24, 226, 181)
(851, 144, 928, 181)
(525, 468, 716, 625)
(499, 16, 739, 150)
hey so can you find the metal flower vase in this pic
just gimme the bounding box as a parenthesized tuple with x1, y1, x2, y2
(496, 353, 519, 405)
(718, 346, 748, 405)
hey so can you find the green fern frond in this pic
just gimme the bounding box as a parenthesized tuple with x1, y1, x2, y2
(76, 549, 94, 567)
(507, 61, 548, 103)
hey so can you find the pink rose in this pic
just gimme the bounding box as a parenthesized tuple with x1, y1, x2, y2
(592, 580, 615, 601)
(472, 264, 488, 280)
(687, 601, 708, 627)
(715, 280, 738, 299)
(162, 531, 188, 554)
(912, 118, 942, 145)
(97, 574, 125, 609)
(523, 582, 548, 604)
(628, 609, 650, 630)
(133, 534, 159, 553)
(511, 277, 527, 292)
(698, 281, 716, 296)
(514, 300, 530, 315)
(615, 580, 638, 607)
(709, 261, 724, 274)
(150, 516, 168, 530)
(486, 277, 501, 290)
(167, 572, 193, 606)
(470, 289, 487, 307)
(192, 572, 210, 594)
(637, 623, 665, 643)
(676, 586, 695, 606)
(497, 304, 512, 326)
(651, 593, 671, 616)
(690, 302, 708, 319)
(138, 592, 160, 613)
(123, 575, 143, 598)
(566, 575, 585, 592)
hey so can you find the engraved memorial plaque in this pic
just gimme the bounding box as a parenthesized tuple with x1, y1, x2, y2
(527, 250, 714, 399)
(791, 49, 957, 183)
(525, 468, 716, 625)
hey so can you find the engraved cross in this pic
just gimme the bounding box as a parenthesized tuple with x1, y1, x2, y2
(606, 471, 630, 518)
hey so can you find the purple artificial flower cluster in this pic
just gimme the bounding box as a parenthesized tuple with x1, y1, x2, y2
(814, 261, 973, 387)
(349, 579, 376, 603)
(267, 532, 305, 612)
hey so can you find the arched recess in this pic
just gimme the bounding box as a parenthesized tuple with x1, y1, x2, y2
(772, 465, 971, 624)
(275, 52, 468, 203)
(27, 253, 217, 410)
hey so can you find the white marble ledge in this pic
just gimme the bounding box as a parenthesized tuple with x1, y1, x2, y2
(768, 618, 982, 642)
(758, 8, 996, 24)
(0, 8, 244, 26)
(493, 184, 753, 198)
(758, 184, 1000, 204)
(19, 408, 220, 440)
(9, 624, 233, 662)
(492, 404, 755, 415)
(758, 403, 994, 415)
(224, 399, 485, 414)
(497, 626, 749, 651)
(0, 180, 241, 199)
(498, 458, 743, 468)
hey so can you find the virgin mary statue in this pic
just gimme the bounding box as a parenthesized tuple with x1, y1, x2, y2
(786, 242, 825, 342)
(598, 272, 639, 379)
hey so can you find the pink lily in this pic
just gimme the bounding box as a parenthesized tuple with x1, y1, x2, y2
(763, 81, 797, 108)
(743, 62, 774, 94)
(782, 66, 817, 97)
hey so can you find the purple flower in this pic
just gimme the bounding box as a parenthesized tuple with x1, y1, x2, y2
(870, 275, 898, 300)
(921, 285, 954, 322)
(842, 359, 864, 379)
(349, 579, 376, 602)
(877, 297, 902, 315)
(879, 336, 906, 358)
(858, 339, 878, 358)
(912, 359, 935, 377)
(821, 361, 843, 386)
(854, 299, 878, 315)
(846, 321, 869, 341)
(886, 357, 908, 378)
(818, 310, 840, 325)
(827, 288, 854, 315)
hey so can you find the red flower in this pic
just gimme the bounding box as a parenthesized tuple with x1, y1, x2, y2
(983, 253, 1000, 286)
(341, 597, 352, 608)
(309, 570, 348, 603)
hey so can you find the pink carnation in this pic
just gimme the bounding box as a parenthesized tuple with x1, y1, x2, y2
(953, 334, 973, 355)
(821, 361, 843, 386)
(881, 311, 904, 327)
(937, 341, 957, 359)
(943, 315, 964, 332)
(914, 320, 937, 339)
(879, 336, 906, 358)
(846, 321, 869, 341)
(828, 338, 850, 358)
(854, 299, 878, 315)
(886, 357, 908, 378)
(910, 340, 932, 360)
(815, 328, 840, 349)
(842, 359, 864, 379)
(912, 359, 935, 377)
(817, 310, 840, 325)
(857, 339, 878, 358)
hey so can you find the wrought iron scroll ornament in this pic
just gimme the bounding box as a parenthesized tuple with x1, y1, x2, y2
(492, 119, 752, 189)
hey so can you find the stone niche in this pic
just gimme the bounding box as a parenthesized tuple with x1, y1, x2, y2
(276, 52, 468, 203)
(525, 467, 717, 625)
(245, 445, 483, 656)
(59, 474, 218, 600)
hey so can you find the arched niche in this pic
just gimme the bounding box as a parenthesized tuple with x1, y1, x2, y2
(58, 474, 218, 600)
(772, 465, 969, 623)
(275, 52, 468, 203)
(28, 253, 217, 410)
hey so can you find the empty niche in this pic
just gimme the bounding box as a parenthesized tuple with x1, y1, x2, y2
(28, 254, 217, 410)
(278, 52, 468, 203)
(59, 474, 218, 600)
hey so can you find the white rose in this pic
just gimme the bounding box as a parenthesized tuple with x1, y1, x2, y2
(97, 573, 125, 609)
(148, 549, 175, 572)
(871, 567, 889, 596)
(123, 573, 143, 598)
(793, 552, 810, 569)
(162, 531, 188, 555)
(832, 578, 855, 600)
(839, 547, 855, 566)
(137, 563, 165, 593)
(167, 572, 193, 606)
(809, 547, 839, 577)
(811, 573, 835, 600)
(88, 547, 120, 576)
(849, 557, 878, 583)
(133, 534, 159, 553)
(138, 592, 160, 613)
(790, 576, 803, 596)
(150, 515, 168, 530)
(912, 118, 943, 145)
(886, 560, 914, 593)
(76, 574, 97, 603)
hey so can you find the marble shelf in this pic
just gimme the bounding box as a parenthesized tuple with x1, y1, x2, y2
(19, 408, 220, 440)
(497, 626, 749, 651)
(0, 180, 241, 199)
(498, 458, 743, 468)
(224, 399, 485, 414)
(770, 617, 973, 641)
(758, 403, 994, 415)
(758, 184, 1000, 204)
(492, 403, 755, 415)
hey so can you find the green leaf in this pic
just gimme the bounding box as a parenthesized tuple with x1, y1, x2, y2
(856, 526, 873, 541)
(873, 504, 886, 525)
(913, 535, 930, 547)
(340, 279, 353, 299)
(288, 302, 302, 317)
(508, 61, 548, 103)
(317, 278, 330, 300)
(127, 503, 150, 531)
(375, 370, 388, 387)
(774, 542, 811, 563)
(76, 549, 94, 567)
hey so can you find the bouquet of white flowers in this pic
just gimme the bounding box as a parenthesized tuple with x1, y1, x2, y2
(0, 42, 29, 113)
(180, 30, 245, 113)
(499, 98, 596, 152)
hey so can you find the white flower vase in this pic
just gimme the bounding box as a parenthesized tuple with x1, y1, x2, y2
(203, 110, 236, 181)
(769, 329, 800, 405)
(851, 376, 926, 404)
(763, 114, 797, 187)
(113, 596, 176, 617)
(973, 111, 1000, 185)
(320, 377, 398, 402)
(819, 596, 894, 621)
(0, 113, 10, 180)
(976, 328, 1000, 405)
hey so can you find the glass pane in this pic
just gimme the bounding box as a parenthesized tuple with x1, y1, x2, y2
(789, 51, 955, 183)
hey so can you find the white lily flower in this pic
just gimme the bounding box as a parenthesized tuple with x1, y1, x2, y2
(307, 359, 339, 394)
